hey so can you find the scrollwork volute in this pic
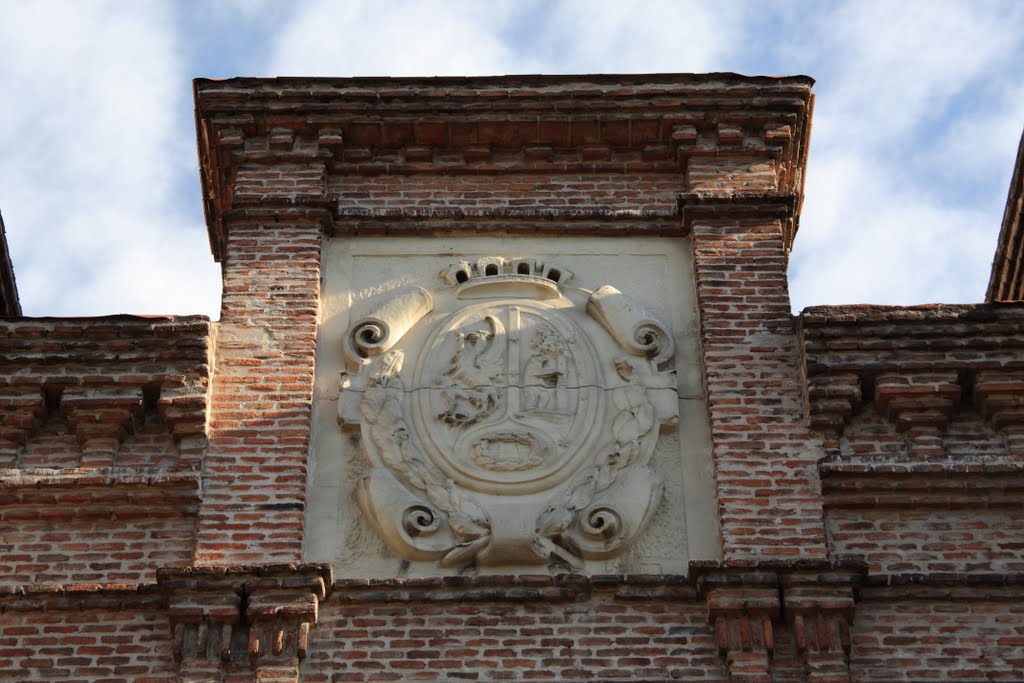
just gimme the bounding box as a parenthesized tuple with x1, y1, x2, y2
(587, 285, 675, 368)
(347, 287, 433, 359)
(340, 256, 678, 570)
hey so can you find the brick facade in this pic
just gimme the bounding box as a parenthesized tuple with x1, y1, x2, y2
(1, 75, 1022, 682)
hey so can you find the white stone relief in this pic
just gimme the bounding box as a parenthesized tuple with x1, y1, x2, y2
(587, 285, 675, 368)
(340, 256, 678, 570)
(348, 286, 433, 359)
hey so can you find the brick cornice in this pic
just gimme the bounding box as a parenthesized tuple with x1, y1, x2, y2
(0, 316, 212, 469)
(157, 563, 332, 674)
(679, 191, 799, 248)
(690, 561, 866, 683)
(820, 462, 1024, 509)
(799, 303, 1024, 441)
(195, 74, 813, 261)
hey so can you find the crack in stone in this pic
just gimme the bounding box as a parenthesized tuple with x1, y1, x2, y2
(343, 382, 698, 400)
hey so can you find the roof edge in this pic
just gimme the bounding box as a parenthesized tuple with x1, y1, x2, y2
(0, 211, 22, 317)
(986, 126, 1024, 302)
(194, 72, 815, 91)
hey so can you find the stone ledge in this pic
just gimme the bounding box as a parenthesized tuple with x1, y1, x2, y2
(0, 470, 202, 520)
(330, 573, 700, 604)
(334, 206, 680, 221)
(0, 468, 203, 488)
(327, 206, 685, 238)
(860, 573, 1024, 602)
(821, 463, 1024, 509)
(0, 582, 164, 612)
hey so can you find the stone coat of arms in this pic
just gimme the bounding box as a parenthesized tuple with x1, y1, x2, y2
(339, 257, 678, 569)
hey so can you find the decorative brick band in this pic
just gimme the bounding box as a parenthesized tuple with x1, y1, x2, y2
(800, 305, 1024, 467)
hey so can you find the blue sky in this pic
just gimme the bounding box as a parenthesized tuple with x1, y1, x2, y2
(2, 0, 1022, 317)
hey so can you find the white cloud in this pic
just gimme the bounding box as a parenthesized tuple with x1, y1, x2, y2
(802, 0, 1022, 148)
(266, 0, 741, 77)
(0, 0, 221, 317)
(268, 0, 531, 76)
(791, 150, 996, 308)
(524, 0, 742, 74)
(1, 0, 1020, 319)
(784, 0, 1024, 310)
(919, 79, 1024, 189)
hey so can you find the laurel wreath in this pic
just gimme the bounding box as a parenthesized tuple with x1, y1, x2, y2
(533, 374, 656, 566)
(359, 355, 492, 568)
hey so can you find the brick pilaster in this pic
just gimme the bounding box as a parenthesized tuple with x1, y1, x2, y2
(684, 192, 829, 562)
(196, 208, 326, 565)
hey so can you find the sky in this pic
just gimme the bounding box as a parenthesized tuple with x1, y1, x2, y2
(1, 0, 1022, 318)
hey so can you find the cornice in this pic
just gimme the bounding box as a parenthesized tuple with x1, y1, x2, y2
(195, 74, 814, 261)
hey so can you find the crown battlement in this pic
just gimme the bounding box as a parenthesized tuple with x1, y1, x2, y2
(441, 257, 573, 287)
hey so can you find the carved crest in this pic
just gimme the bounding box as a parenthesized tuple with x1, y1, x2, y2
(340, 257, 678, 569)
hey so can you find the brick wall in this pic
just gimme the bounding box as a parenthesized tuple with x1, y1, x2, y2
(0, 590, 174, 682)
(852, 589, 1024, 681)
(196, 211, 324, 565)
(687, 199, 828, 562)
(327, 173, 683, 212)
(2, 514, 194, 585)
(798, 304, 1024, 681)
(0, 318, 208, 587)
(828, 509, 1024, 575)
(301, 578, 724, 683)
(4, 74, 1023, 683)
(801, 305, 1024, 584)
